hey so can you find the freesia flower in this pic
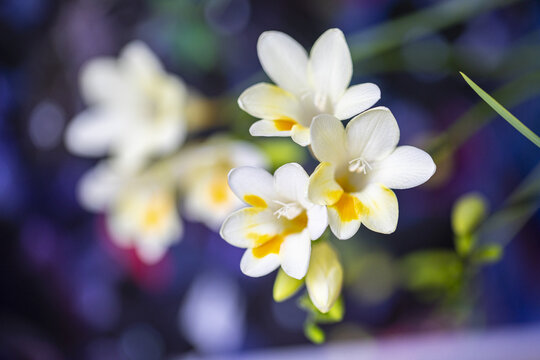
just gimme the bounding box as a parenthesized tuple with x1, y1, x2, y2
(177, 137, 268, 230)
(306, 241, 343, 313)
(308, 107, 436, 239)
(78, 162, 181, 264)
(65, 41, 188, 172)
(238, 28, 380, 146)
(107, 181, 181, 264)
(220, 163, 328, 279)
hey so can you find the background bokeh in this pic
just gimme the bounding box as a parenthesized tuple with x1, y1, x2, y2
(1, 0, 539, 359)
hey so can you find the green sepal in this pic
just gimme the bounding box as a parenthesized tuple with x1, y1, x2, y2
(273, 268, 304, 302)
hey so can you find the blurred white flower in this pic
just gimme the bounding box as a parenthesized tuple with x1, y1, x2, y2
(65, 41, 188, 173)
(78, 162, 181, 264)
(308, 107, 436, 239)
(220, 163, 327, 279)
(179, 272, 245, 354)
(177, 137, 268, 230)
(239, 28, 380, 146)
(306, 241, 343, 313)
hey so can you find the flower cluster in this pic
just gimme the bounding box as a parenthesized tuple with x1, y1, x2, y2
(66, 42, 267, 264)
(221, 29, 436, 312)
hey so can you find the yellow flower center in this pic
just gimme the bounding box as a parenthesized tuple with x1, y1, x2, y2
(251, 211, 308, 258)
(142, 193, 172, 231)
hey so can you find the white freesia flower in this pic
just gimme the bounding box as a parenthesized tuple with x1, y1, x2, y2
(308, 107, 436, 239)
(65, 41, 188, 172)
(238, 28, 381, 146)
(306, 241, 343, 313)
(220, 163, 328, 279)
(177, 137, 268, 230)
(78, 162, 181, 264)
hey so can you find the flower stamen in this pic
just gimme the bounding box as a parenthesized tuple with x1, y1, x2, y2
(348, 157, 372, 174)
(273, 200, 303, 220)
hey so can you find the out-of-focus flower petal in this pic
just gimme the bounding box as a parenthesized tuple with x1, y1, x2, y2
(65, 108, 126, 157)
(77, 162, 123, 212)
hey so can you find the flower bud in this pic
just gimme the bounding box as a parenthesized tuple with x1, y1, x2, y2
(306, 241, 343, 313)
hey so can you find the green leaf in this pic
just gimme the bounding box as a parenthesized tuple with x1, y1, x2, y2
(273, 269, 304, 302)
(460, 72, 540, 147)
(451, 192, 489, 237)
(427, 71, 540, 162)
(304, 322, 325, 344)
(472, 245, 503, 265)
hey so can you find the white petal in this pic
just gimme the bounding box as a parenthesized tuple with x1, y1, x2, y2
(346, 106, 399, 162)
(238, 83, 303, 120)
(240, 249, 280, 277)
(307, 205, 328, 240)
(274, 163, 309, 204)
(355, 184, 398, 234)
(229, 141, 269, 169)
(310, 114, 348, 164)
(249, 119, 293, 137)
(79, 58, 124, 104)
(183, 171, 240, 231)
(120, 41, 164, 85)
(309, 29, 352, 107)
(334, 83, 381, 120)
(370, 146, 436, 189)
(308, 161, 344, 206)
(110, 134, 153, 173)
(290, 125, 311, 146)
(280, 229, 311, 279)
(228, 167, 277, 206)
(77, 162, 123, 212)
(65, 108, 126, 157)
(136, 243, 167, 264)
(220, 208, 281, 248)
(327, 206, 362, 240)
(257, 31, 309, 95)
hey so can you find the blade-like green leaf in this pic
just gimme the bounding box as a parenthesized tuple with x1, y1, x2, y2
(460, 72, 540, 147)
